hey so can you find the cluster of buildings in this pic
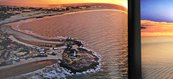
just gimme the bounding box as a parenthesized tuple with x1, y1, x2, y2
(64, 38, 84, 60)
(0, 29, 64, 66)
(0, 4, 104, 22)
(0, 6, 32, 21)
(12, 46, 63, 61)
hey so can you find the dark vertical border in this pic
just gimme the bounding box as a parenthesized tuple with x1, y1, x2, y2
(128, 0, 141, 79)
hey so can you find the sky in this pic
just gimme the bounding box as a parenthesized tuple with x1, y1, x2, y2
(0, 0, 127, 8)
(141, 0, 173, 22)
(141, 20, 173, 37)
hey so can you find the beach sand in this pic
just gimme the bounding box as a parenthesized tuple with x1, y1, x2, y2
(142, 37, 173, 79)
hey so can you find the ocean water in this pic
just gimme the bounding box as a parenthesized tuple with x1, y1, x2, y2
(9, 10, 128, 79)
(142, 37, 173, 79)
(63, 15, 128, 79)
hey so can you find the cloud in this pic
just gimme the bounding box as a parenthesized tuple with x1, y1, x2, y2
(141, 20, 173, 37)
(141, 20, 173, 27)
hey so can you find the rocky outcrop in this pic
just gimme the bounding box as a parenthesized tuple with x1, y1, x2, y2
(60, 48, 99, 72)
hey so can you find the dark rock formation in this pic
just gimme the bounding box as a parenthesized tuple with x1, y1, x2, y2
(60, 48, 99, 73)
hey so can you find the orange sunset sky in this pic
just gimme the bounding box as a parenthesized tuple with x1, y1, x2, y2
(141, 20, 173, 37)
(0, 0, 127, 8)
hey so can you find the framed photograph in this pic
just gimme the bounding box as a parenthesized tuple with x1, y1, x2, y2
(0, 0, 140, 79)
(141, 0, 173, 79)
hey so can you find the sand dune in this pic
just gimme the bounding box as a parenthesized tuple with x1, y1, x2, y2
(142, 37, 173, 79)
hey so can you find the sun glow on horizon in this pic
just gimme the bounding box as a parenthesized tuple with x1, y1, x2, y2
(0, 0, 127, 8)
(141, 20, 173, 37)
(45, 0, 127, 8)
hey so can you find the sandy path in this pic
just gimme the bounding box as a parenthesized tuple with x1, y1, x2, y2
(0, 25, 65, 48)
(0, 59, 58, 79)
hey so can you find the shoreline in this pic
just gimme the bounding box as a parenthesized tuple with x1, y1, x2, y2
(0, 10, 103, 77)
(3, 8, 126, 26)
(0, 25, 66, 48)
(8, 9, 127, 39)
(0, 26, 101, 78)
(0, 6, 127, 26)
(0, 8, 127, 78)
(0, 9, 127, 47)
